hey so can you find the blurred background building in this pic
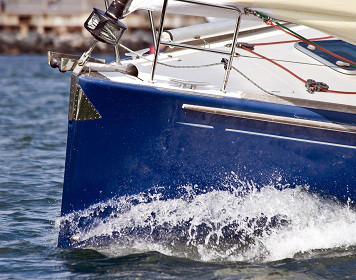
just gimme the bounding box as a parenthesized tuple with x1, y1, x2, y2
(0, 0, 205, 54)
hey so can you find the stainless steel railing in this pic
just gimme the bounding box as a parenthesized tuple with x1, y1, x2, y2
(149, 0, 242, 92)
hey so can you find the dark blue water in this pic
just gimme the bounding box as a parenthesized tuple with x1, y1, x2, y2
(0, 55, 355, 279)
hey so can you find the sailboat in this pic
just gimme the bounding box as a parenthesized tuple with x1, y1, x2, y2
(49, 0, 356, 247)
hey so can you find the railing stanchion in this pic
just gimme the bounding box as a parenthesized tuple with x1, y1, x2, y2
(150, 0, 168, 82)
(221, 13, 241, 92)
(150, 0, 241, 91)
(104, 0, 110, 9)
(148, 10, 157, 50)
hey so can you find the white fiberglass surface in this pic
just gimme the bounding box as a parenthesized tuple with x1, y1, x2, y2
(102, 25, 356, 107)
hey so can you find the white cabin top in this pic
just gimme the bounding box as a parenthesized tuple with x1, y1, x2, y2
(99, 21, 356, 109)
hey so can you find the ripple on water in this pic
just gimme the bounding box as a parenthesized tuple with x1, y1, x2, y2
(0, 55, 355, 279)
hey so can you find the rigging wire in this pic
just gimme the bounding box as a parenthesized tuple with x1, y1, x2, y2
(119, 43, 223, 68)
(121, 42, 344, 69)
(269, 22, 356, 68)
(245, 10, 356, 94)
(120, 43, 275, 94)
(120, 43, 356, 94)
(240, 45, 356, 95)
(240, 46, 305, 83)
(254, 11, 356, 67)
(254, 36, 333, 47)
(231, 65, 274, 95)
(239, 54, 344, 68)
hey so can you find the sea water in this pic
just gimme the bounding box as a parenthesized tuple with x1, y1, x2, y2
(0, 55, 355, 279)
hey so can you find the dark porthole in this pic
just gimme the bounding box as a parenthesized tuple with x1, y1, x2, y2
(295, 39, 356, 75)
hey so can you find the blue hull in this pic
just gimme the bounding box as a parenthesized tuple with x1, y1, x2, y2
(59, 76, 356, 247)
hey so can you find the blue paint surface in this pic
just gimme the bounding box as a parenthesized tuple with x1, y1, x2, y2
(60, 76, 356, 235)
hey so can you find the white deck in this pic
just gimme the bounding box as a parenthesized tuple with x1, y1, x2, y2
(100, 24, 356, 108)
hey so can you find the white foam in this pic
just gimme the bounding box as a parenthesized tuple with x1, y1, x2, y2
(60, 181, 356, 263)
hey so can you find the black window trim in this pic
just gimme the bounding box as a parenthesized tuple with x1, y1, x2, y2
(294, 40, 356, 75)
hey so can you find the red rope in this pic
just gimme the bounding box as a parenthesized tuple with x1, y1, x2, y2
(240, 46, 356, 95)
(240, 46, 306, 83)
(254, 36, 333, 47)
(267, 21, 356, 67)
(326, 89, 356, 95)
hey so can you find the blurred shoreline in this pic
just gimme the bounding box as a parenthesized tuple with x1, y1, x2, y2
(0, 30, 153, 55)
(0, 0, 205, 55)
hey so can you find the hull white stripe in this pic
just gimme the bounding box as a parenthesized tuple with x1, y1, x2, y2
(177, 122, 214, 129)
(182, 104, 356, 134)
(225, 128, 356, 150)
